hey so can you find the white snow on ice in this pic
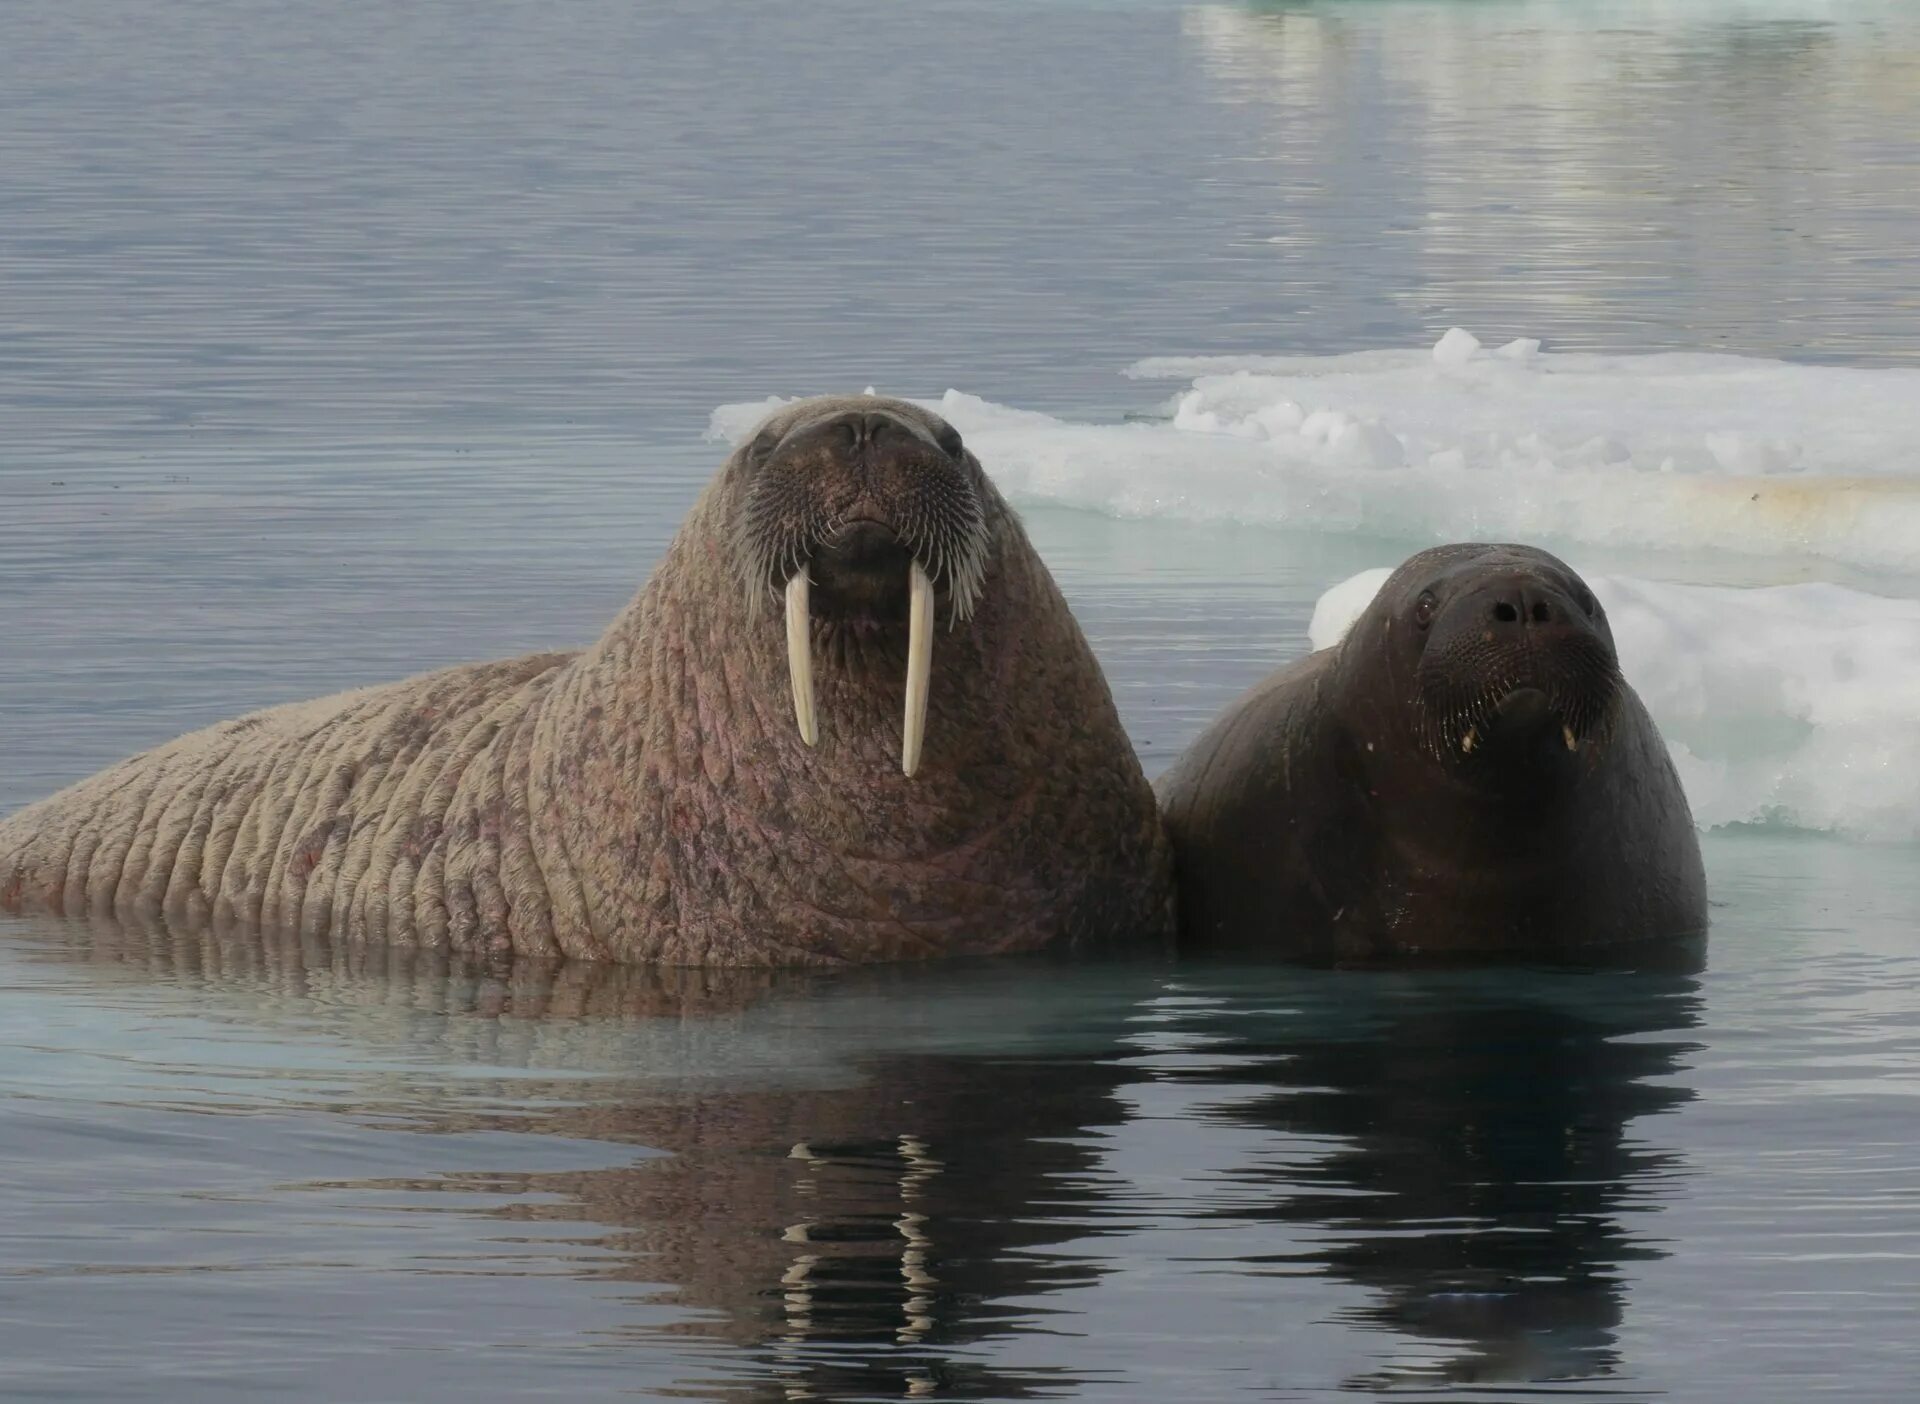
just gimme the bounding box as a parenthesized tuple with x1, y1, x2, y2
(712, 331, 1920, 576)
(711, 334, 1920, 842)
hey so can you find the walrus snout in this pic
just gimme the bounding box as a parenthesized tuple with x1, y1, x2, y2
(739, 396, 995, 779)
(774, 405, 944, 464)
(1481, 578, 1573, 627)
(814, 519, 914, 598)
(1418, 569, 1621, 764)
(800, 521, 920, 631)
(740, 399, 990, 613)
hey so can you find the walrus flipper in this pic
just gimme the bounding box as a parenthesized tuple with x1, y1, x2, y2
(0, 653, 573, 942)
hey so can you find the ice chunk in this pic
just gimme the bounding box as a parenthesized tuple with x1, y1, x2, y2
(1297, 408, 1347, 443)
(1170, 374, 1305, 438)
(1571, 435, 1632, 468)
(1432, 327, 1483, 366)
(1705, 431, 1800, 475)
(709, 346, 1920, 842)
(1329, 418, 1406, 469)
(713, 334, 1920, 574)
(706, 395, 796, 444)
(1309, 568, 1394, 650)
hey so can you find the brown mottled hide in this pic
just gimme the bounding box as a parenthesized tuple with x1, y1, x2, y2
(1, 399, 1173, 963)
(0, 653, 574, 954)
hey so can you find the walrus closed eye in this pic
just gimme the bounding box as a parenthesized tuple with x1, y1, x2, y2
(0, 395, 1175, 965)
(1156, 543, 1706, 962)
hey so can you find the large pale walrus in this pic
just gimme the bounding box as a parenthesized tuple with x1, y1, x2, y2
(1157, 544, 1707, 961)
(0, 396, 1175, 963)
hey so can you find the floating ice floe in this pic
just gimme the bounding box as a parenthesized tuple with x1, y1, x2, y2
(1312, 568, 1920, 843)
(714, 331, 1920, 576)
(710, 335, 1920, 841)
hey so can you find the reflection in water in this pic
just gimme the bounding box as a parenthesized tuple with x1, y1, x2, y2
(1187, 2, 1920, 364)
(497, 1054, 1131, 1402)
(23, 918, 1142, 1402)
(15, 918, 1706, 1400)
(1175, 970, 1704, 1389)
(0, 0, 1915, 1397)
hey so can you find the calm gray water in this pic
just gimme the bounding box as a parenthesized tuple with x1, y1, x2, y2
(4, 1, 1920, 1399)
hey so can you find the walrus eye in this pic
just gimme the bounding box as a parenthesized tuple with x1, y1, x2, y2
(934, 424, 964, 458)
(1579, 591, 1598, 617)
(1414, 590, 1438, 630)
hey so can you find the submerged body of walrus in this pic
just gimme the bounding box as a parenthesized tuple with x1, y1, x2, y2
(1158, 544, 1706, 961)
(0, 396, 1174, 963)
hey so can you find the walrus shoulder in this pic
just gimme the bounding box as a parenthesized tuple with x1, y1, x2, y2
(1156, 647, 1338, 829)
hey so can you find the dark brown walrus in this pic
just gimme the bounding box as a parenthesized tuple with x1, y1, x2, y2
(1157, 544, 1706, 961)
(0, 395, 1174, 964)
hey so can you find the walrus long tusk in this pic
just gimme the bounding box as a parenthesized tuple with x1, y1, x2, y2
(785, 572, 817, 746)
(902, 560, 934, 776)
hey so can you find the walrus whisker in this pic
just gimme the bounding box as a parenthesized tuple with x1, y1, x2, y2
(902, 560, 935, 777)
(785, 571, 818, 747)
(1418, 637, 1627, 759)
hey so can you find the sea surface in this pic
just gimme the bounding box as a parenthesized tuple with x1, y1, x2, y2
(3, 1, 1919, 1399)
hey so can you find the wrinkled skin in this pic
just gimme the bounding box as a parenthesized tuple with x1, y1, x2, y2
(0, 396, 1173, 964)
(1157, 544, 1706, 961)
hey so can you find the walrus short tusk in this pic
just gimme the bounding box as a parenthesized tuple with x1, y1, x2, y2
(1460, 727, 1477, 755)
(902, 560, 934, 776)
(1563, 724, 1578, 752)
(785, 572, 817, 746)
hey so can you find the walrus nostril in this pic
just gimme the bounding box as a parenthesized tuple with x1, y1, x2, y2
(1492, 601, 1520, 624)
(1532, 600, 1553, 623)
(828, 411, 908, 451)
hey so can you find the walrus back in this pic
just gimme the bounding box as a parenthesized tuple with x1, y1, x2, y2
(1155, 649, 1350, 950)
(0, 651, 574, 941)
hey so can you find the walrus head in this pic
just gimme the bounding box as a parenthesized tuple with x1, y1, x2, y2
(729, 395, 996, 777)
(1344, 544, 1623, 782)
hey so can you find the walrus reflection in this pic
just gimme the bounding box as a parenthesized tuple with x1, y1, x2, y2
(23, 917, 1137, 1403)
(482, 1052, 1128, 1402)
(1194, 970, 1702, 1387)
